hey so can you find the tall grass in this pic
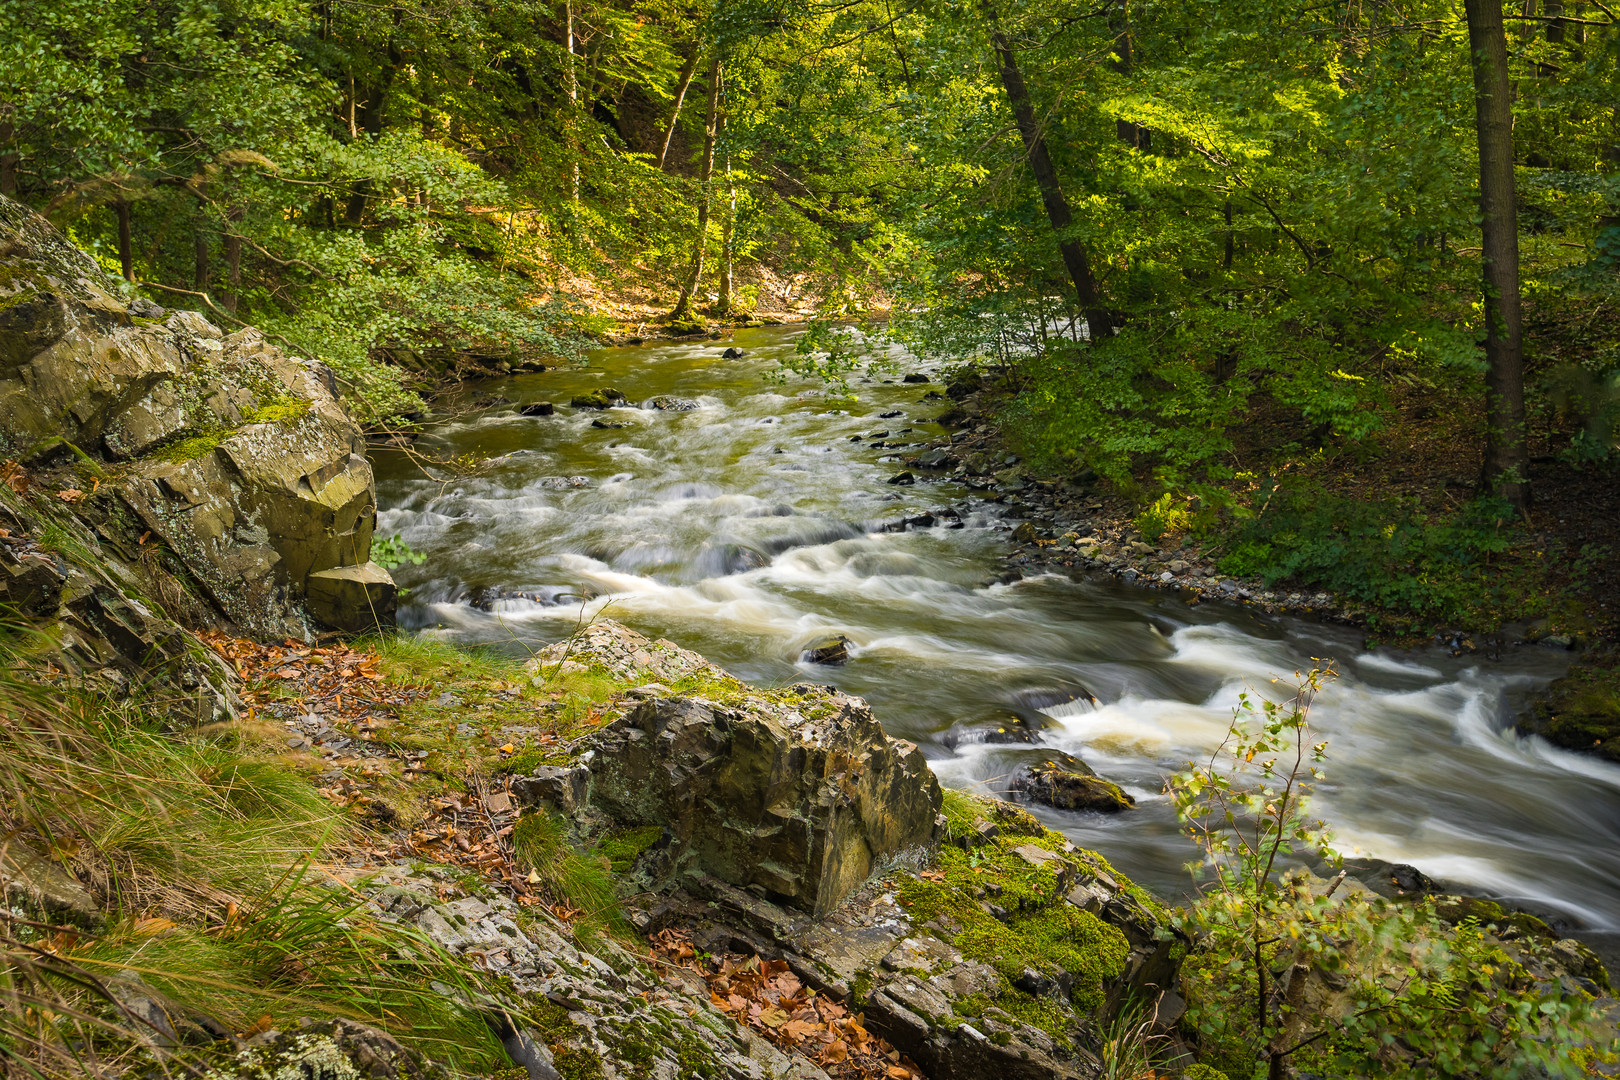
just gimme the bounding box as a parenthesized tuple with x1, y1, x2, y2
(0, 627, 513, 1075)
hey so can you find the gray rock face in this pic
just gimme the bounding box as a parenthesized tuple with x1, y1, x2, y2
(363, 868, 830, 1080)
(528, 621, 943, 917)
(0, 194, 391, 640)
(586, 690, 943, 918)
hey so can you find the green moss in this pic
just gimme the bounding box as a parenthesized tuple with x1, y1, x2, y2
(596, 826, 663, 872)
(532, 999, 606, 1080)
(675, 1034, 721, 1080)
(243, 396, 310, 425)
(898, 793, 1131, 1039)
(1524, 660, 1620, 763)
(153, 429, 229, 463)
(1182, 1065, 1232, 1080)
(498, 747, 550, 775)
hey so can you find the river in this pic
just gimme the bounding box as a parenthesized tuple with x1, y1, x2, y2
(372, 325, 1620, 966)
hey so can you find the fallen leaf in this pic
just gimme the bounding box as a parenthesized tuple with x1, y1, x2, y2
(56, 488, 84, 502)
(760, 1007, 790, 1029)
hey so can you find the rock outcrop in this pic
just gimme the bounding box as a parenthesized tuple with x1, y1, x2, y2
(526, 621, 943, 917)
(0, 194, 393, 653)
(512, 622, 1185, 1080)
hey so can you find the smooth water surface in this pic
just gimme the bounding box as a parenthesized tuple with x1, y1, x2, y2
(373, 327, 1620, 961)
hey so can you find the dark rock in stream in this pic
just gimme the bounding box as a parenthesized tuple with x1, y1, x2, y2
(801, 635, 850, 665)
(646, 395, 700, 411)
(519, 401, 554, 416)
(1010, 760, 1135, 813)
(887, 471, 915, 486)
(590, 418, 630, 429)
(721, 346, 747, 358)
(902, 373, 930, 383)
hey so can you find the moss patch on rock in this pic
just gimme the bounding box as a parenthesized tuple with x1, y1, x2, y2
(1520, 660, 1620, 763)
(898, 791, 1131, 1036)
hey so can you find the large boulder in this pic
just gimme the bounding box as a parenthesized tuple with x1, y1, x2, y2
(0, 194, 392, 640)
(528, 622, 944, 917)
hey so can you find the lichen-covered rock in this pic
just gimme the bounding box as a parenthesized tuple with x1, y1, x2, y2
(0, 194, 390, 640)
(361, 868, 830, 1080)
(306, 562, 398, 633)
(216, 1020, 447, 1080)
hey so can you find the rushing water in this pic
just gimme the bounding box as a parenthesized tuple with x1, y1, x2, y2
(373, 326, 1620, 964)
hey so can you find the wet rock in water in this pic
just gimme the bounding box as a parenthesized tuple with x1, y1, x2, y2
(535, 475, 592, 489)
(902, 373, 930, 383)
(1011, 521, 1038, 543)
(802, 635, 850, 665)
(916, 448, 954, 468)
(695, 542, 768, 577)
(879, 409, 904, 419)
(945, 368, 983, 400)
(590, 418, 630, 429)
(519, 401, 554, 416)
(1389, 863, 1435, 893)
(721, 346, 747, 358)
(647, 395, 700, 411)
(887, 471, 915, 486)
(569, 388, 626, 409)
(1011, 760, 1135, 813)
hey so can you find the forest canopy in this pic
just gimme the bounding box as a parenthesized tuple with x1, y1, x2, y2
(2, 0, 1615, 486)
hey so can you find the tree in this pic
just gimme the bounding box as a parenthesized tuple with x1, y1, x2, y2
(1465, 0, 1530, 510)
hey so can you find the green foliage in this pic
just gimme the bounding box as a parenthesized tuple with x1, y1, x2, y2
(1170, 669, 1594, 1079)
(512, 811, 624, 933)
(370, 533, 427, 571)
(1213, 485, 1515, 623)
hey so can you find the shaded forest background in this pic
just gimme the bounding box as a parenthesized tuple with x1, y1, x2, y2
(3, 0, 1618, 630)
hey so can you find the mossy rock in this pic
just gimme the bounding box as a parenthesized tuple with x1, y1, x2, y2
(1010, 760, 1135, 813)
(569, 388, 626, 409)
(1519, 661, 1620, 763)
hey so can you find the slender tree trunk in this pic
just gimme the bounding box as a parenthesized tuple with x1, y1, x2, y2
(193, 195, 210, 290)
(986, 17, 1112, 340)
(1465, 0, 1529, 508)
(717, 143, 735, 316)
(658, 50, 700, 169)
(670, 58, 720, 323)
(566, 0, 580, 201)
(0, 121, 16, 197)
(114, 200, 134, 282)
(222, 205, 244, 313)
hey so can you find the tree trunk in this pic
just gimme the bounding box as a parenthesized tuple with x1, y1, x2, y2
(717, 144, 735, 316)
(194, 197, 210, 291)
(222, 206, 244, 313)
(658, 50, 700, 169)
(566, 0, 580, 201)
(986, 17, 1112, 340)
(670, 58, 721, 323)
(1464, 0, 1529, 508)
(0, 121, 16, 197)
(1110, 0, 1148, 149)
(115, 200, 134, 282)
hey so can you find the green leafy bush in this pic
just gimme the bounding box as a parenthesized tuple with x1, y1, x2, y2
(1214, 485, 1514, 623)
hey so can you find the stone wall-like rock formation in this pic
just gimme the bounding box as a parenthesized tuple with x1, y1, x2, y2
(0, 194, 393, 655)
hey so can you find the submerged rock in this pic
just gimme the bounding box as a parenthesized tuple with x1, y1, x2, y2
(646, 395, 700, 411)
(721, 346, 747, 358)
(519, 401, 555, 417)
(1010, 760, 1135, 813)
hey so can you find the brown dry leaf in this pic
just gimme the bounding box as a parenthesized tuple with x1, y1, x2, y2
(818, 1039, 849, 1064)
(886, 1068, 913, 1079)
(781, 1019, 819, 1041)
(56, 488, 84, 502)
(759, 1007, 790, 1029)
